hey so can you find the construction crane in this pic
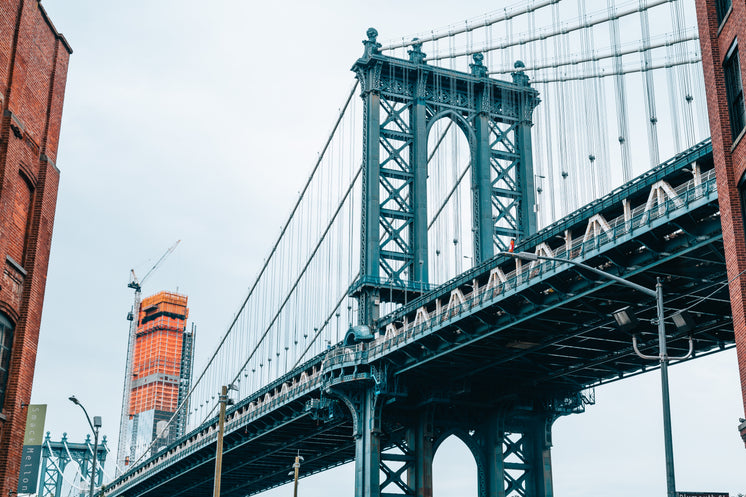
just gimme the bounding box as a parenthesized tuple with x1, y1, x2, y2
(115, 240, 180, 475)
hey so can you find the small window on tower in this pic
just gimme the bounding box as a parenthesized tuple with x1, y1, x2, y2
(724, 41, 746, 141)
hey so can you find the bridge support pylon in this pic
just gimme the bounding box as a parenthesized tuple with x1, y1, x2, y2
(332, 381, 558, 497)
(474, 410, 555, 497)
(404, 410, 434, 497)
(328, 385, 384, 497)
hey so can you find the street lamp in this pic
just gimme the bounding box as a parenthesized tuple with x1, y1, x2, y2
(288, 452, 304, 497)
(214, 384, 237, 497)
(69, 395, 101, 497)
(501, 251, 692, 497)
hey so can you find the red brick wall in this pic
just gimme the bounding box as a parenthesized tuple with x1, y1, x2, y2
(0, 0, 71, 492)
(695, 0, 746, 447)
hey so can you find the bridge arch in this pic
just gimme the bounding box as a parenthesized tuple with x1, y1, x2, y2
(426, 109, 477, 144)
(427, 113, 475, 284)
(433, 429, 481, 497)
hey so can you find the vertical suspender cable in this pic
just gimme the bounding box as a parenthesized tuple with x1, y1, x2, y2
(639, 0, 660, 167)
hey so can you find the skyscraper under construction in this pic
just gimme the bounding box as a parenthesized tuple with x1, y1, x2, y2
(118, 291, 195, 469)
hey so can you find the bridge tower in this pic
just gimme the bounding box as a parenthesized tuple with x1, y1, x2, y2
(38, 431, 108, 497)
(345, 29, 550, 497)
(351, 28, 540, 325)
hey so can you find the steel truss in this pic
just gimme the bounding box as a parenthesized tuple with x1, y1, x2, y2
(327, 368, 587, 497)
(351, 29, 539, 323)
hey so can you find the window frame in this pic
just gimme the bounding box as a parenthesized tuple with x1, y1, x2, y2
(724, 41, 746, 141)
(0, 313, 14, 411)
(716, 0, 732, 28)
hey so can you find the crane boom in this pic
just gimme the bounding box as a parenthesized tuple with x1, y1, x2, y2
(115, 240, 181, 475)
(128, 239, 180, 292)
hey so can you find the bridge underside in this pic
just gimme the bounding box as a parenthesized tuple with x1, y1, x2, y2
(381, 156, 730, 408)
(125, 399, 355, 497)
(389, 220, 729, 407)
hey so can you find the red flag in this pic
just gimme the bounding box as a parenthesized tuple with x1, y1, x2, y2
(509, 239, 515, 253)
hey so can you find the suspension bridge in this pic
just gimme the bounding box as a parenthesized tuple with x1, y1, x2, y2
(105, 1, 735, 496)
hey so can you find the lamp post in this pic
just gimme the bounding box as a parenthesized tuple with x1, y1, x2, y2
(213, 385, 228, 497)
(69, 395, 101, 497)
(288, 452, 304, 497)
(502, 251, 689, 497)
(214, 384, 237, 497)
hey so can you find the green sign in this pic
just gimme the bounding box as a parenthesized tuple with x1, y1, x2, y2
(18, 404, 46, 494)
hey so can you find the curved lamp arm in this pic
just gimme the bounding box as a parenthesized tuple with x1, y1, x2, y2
(69, 395, 95, 433)
(633, 334, 694, 361)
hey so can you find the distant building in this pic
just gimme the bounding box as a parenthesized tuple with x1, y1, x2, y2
(0, 1, 72, 493)
(695, 0, 746, 446)
(121, 292, 195, 467)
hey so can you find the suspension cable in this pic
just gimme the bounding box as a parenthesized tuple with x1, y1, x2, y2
(127, 81, 360, 471)
(380, 0, 560, 51)
(293, 273, 360, 368)
(227, 166, 363, 389)
(488, 32, 698, 74)
(426, 0, 670, 62)
(531, 56, 701, 84)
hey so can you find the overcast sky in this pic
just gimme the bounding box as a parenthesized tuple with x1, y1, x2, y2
(30, 1, 746, 496)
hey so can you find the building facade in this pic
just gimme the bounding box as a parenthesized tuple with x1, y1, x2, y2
(0, 0, 71, 492)
(695, 0, 746, 446)
(122, 291, 194, 467)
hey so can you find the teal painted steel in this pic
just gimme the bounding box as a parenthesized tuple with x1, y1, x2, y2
(104, 106, 728, 497)
(39, 432, 108, 497)
(351, 29, 540, 324)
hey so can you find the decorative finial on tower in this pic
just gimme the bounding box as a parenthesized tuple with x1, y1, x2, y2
(363, 28, 381, 58)
(469, 53, 488, 78)
(408, 38, 426, 64)
(512, 60, 530, 86)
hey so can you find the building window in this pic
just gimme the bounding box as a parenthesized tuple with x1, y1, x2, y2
(0, 313, 13, 411)
(9, 171, 34, 265)
(716, 0, 732, 25)
(739, 172, 746, 249)
(724, 43, 746, 140)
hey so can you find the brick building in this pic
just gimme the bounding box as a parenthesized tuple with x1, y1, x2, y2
(695, 0, 746, 446)
(0, 0, 71, 492)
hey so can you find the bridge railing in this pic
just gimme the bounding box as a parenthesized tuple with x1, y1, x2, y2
(110, 366, 328, 494)
(367, 166, 718, 358)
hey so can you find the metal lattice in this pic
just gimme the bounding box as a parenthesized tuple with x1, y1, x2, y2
(352, 29, 539, 323)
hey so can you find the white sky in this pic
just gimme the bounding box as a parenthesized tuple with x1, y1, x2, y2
(30, 1, 746, 495)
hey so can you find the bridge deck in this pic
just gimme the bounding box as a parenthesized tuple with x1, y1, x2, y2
(108, 139, 734, 497)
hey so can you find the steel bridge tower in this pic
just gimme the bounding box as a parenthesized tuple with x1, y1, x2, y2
(351, 28, 540, 325)
(38, 432, 108, 497)
(345, 29, 559, 497)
